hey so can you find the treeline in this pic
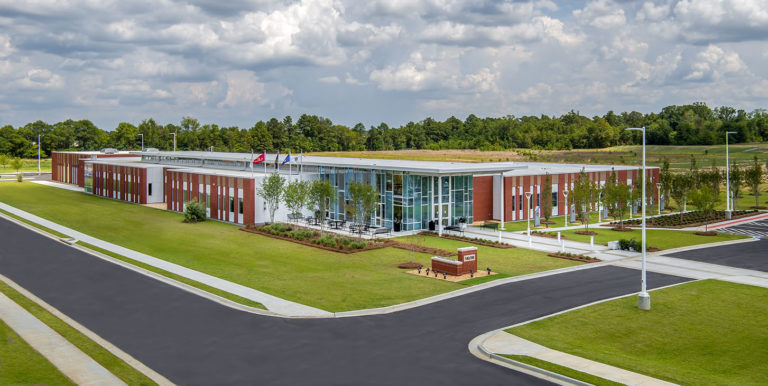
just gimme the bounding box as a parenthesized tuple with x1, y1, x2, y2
(1, 102, 767, 158)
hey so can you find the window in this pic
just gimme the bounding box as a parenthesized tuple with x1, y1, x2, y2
(230, 197, 235, 213)
(148, 183, 152, 196)
(552, 192, 558, 207)
(239, 198, 243, 214)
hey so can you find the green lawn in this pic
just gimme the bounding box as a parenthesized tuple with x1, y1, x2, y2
(500, 211, 605, 231)
(508, 280, 768, 385)
(0, 280, 155, 385)
(0, 158, 51, 173)
(0, 317, 75, 385)
(499, 355, 622, 386)
(393, 235, 582, 282)
(551, 227, 746, 250)
(0, 182, 579, 312)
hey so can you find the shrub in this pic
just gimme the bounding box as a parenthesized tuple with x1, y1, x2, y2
(618, 238, 641, 251)
(183, 201, 206, 223)
(16, 173, 23, 182)
(290, 229, 315, 241)
(349, 241, 367, 249)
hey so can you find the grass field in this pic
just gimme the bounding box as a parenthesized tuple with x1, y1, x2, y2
(312, 143, 768, 171)
(508, 280, 768, 385)
(550, 228, 746, 250)
(499, 355, 622, 386)
(0, 158, 51, 173)
(0, 280, 155, 385)
(0, 317, 75, 385)
(0, 182, 581, 312)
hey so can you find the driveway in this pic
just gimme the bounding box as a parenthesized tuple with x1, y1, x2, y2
(666, 238, 768, 273)
(0, 217, 688, 385)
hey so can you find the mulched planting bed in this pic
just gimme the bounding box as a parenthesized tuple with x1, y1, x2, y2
(530, 231, 566, 240)
(419, 231, 516, 249)
(609, 227, 634, 232)
(397, 262, 422, 269)
(574, 230, 598, 236)
(547, 253, 601, 263)
(750, 206, 767, 209)
(612, 210, 759, 228)
(695, 231, 718, 236)
(241, 225, 393, 254)
(390, 242, 455, 257)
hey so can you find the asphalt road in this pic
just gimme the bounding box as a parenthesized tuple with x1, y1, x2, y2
(667, 238, 768, 272)
(717, 219, 768, 239)
(0, 217, 689, 385)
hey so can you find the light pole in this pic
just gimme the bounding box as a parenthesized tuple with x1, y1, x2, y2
(138, 134, 144, 151)
(37, 133, 41, 176)
(171, 132, 177, 152)
(563, 189, 569, 226)
(656, 182, 662, 215)
(725, 131, 737, 219)
(627, 126, 649, 310)
(525, 191, 532, 238)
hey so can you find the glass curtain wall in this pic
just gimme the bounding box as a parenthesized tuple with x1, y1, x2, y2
(320, 167, 474, 232)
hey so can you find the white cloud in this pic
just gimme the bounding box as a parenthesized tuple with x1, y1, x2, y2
(217, 71, 267, 108)
(684, 45, 746, 81)
(319, 76, 340, 84)
(574, 0, 626, 29)
(18, 68, 64, 89)
(0, 34, 13, 58)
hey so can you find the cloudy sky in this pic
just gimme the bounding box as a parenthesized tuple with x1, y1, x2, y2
(1, 0, 767, 130)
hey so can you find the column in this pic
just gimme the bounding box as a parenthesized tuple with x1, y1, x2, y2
(499, 172, 505, 230)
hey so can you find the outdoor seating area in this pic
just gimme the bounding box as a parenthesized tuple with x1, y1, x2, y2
(288, 214, 394, 238)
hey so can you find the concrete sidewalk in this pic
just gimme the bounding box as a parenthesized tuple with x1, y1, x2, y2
(614, 254, 768, 289)
(0, 291, 126, 385)
(0, 202, 332, 317)
(482, 331, 675, 386)
(31, 179, 84, 192)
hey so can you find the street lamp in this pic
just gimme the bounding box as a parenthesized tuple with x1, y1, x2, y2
(563, 189, 569, 226)
(37, 133, 41, 176)
(626, 126, 649, 310)
(171, 132, 177, 152)
(138, 134, 144, 151)
(524, 191, 532, 237)
(725, 131, 737, 219)
(656, 182, 662, 216)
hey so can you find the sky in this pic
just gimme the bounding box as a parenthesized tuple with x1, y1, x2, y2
(1, 0, 767, 131)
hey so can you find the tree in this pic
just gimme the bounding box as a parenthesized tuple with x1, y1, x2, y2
(659, 159, 672, 208)
(346, 181, 379, 237)
(688, 186, 719, 231)
(729, 160, 744, 210)
(310, 179, 337, 230)
(604, 173, 631, 229)
(10, 157, 23, 181)
(257, 173, 285, 223)
(745, 155, 764, 208)
(571, 170, 596, 233)
(0, 154, 8, 169)
(670, 174, 692, 221)
(283, 180, 311, 221)
(540, 174, 553, 227)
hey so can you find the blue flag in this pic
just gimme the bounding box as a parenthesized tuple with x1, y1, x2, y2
(281, 153, 291, 165)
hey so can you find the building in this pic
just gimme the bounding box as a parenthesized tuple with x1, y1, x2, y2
(52, 150, 658, 231)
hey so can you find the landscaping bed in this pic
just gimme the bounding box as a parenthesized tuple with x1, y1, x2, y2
(547, 252, 601, 263)
(529, 231, 566, 239)
(242, 223, 391, 254)
(419, 231, 516, 249)
(610, 210, 758, 228)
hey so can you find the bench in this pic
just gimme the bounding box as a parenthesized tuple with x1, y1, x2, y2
(287, 213, 301, 222)
(371, 227, 392, 237)
(444, 225, 464, 236)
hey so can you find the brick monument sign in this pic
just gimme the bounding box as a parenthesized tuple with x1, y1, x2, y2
(431, 247, 478, 276)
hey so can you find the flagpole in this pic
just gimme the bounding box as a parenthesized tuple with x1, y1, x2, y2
(289, 151, 292, 181)
(250, 149, 254, 178)
(263, 151, 267, 175)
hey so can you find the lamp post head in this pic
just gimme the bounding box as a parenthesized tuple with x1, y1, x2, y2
(625, 127, 645, 132)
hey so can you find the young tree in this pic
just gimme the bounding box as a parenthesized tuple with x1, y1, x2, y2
(688, 185, 719, 232)
(540, 173, 553, 227)
(658, 158, 672, 210)
(745, 155, 764, 208)
(689, 154, 700, 189)
(707, 159, 722, 200)
(601, 171, 617, 219)
(729, 160, 744, 210)
(0, 154, 8, 169)
(572, 170, 596, 233)
(670, 173, 692, 221)
(346, 181, 379, 237)
(257, 173, 285, 223)
(283, 180, 311, 221)
(310, 179, 337, 230)
(10, 157, 23, 177)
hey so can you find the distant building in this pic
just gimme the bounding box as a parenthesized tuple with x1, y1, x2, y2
(52, 150, 658, 230)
